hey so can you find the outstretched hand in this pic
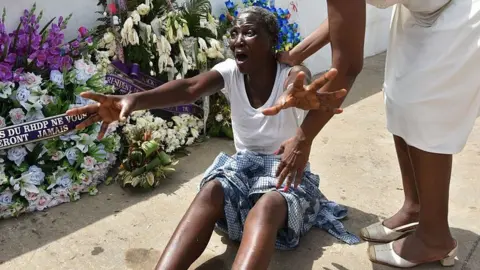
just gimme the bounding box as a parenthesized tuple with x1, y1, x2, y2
(66, 92, 136, 140)
(262, 68, 347, 116)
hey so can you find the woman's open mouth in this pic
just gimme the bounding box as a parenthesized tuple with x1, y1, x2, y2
(235, 53, 248, 63)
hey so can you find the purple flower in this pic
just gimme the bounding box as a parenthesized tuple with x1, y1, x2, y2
(78, 26, 88, 38)
(71, 40, 80, 48)
(13, 68, 24, 82)
(60, 56, 72, 70)
(48, 55, 61, 70)
(36, 50, 47, 63)
(0, 63, 13, 81)
(4, 54, 16, 65)
(49, 47, 60, 56)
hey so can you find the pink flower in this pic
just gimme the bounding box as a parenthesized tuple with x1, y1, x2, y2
(78, 26, 88, 37)
(26, 192, 38, 202)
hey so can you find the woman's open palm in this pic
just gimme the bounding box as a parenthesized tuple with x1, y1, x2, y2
(262, 68, 347, 116)
(66, 92, 136, 139)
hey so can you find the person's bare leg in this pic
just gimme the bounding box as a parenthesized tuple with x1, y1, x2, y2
(156, 180, 225, 270)
(383, 136, 420, 229)
(231, 192, 287, 270)
(393, 145, 456, 262)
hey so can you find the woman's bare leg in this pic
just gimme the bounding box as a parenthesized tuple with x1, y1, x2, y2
(383, 136, 420, 229)
(393, 145, 456, 262)
(231, 192, 288, 270)
(156, 180, 225, 270)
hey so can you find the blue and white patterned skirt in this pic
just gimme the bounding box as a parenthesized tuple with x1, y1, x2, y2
(199, 151, 360, 250)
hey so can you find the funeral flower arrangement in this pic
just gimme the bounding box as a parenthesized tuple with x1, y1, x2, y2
(96, 0, 225, 81)
(115, 110, 203, 188)
(206, 92, 233, 139)
(96, 0, 237, 139)
(0, 5, 121, 218)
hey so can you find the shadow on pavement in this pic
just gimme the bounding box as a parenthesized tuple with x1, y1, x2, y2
(194, 206, 382, 270)
(0, 138, 235, 264)
(315, 52, 386, 109)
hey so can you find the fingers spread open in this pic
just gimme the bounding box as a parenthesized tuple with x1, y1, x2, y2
(80, 91, 107, 103)
(319, 105, 344, 114)
(263, 94, 288, 116)
(76, 114, 102, 130)
(307, 68, 338, 92)
(262, 104, 283, 116)
(66, 103, 99, 116)
(292, 71, 305, 91)
(316, 89, 347, 101)
(97, 122, 109, 140)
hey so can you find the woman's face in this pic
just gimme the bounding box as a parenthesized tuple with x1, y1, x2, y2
(229, 12, 274, 74)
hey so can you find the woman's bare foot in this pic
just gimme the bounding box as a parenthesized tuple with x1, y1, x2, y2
(382, 204, 420, 229)
(393, 232, 456, 263)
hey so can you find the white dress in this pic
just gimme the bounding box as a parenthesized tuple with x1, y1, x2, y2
(368, 0, 480, 154)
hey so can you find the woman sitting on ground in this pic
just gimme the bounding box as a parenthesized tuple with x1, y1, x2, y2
(67, 7, 355, 269)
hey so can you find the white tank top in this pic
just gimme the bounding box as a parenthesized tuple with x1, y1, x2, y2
(212, 59, 306, 154)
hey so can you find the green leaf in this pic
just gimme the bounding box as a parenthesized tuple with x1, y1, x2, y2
(146, 172, 155, 187)
(131, 176, 142, 187)
(157, 151, 172, 166)
(163, 166, 176, 173)
(141, 140, 160, 158)
(145, 156, 163, 171)
(15, 163, 29, 173)
(221, 125, 234, 139)
(40, 17, 57, 34)
(76, 151, 85, 166)
(74, 85, 90, 95)
(131, 166, 146, 178)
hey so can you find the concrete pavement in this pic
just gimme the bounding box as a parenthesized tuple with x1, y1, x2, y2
(0, 53, 478, 270)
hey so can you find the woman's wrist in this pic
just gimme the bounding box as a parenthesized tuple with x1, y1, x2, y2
(287, 50, 302, 66)
(295, 127, 314, 146)
(128, 93, 142, 112)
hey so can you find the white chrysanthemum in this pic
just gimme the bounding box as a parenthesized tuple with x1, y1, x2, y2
(103, 32, 115, 44)
(137, 3, 150, 16)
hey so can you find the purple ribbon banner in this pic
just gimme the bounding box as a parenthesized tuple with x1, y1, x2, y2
(111, 61, 164, 89)
(0, 113, 90, 150)
(106, 61, 203, 117)
(105, 74, 145, 94)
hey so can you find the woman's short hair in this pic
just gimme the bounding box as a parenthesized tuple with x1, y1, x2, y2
(240, 6, 279, 43)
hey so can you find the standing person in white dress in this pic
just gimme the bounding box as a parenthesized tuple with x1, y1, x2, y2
(265, 0, 480, 267)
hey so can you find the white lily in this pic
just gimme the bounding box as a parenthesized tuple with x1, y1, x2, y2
(167, 24, 175, 43)
(174, 19, 180, 30)
(197, 52, 207, 64)
(198, 37, 208, 51)
(182, 23, 190, 36)
(158, 54, 169, 73)
(129, 29, 140, 45)
(131, 10, 141, 25)
(146, 25, 152, 43)
(207, 47, 224, 59)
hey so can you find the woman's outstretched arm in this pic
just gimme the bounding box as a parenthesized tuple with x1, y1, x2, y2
(130, 70, 224, 111)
